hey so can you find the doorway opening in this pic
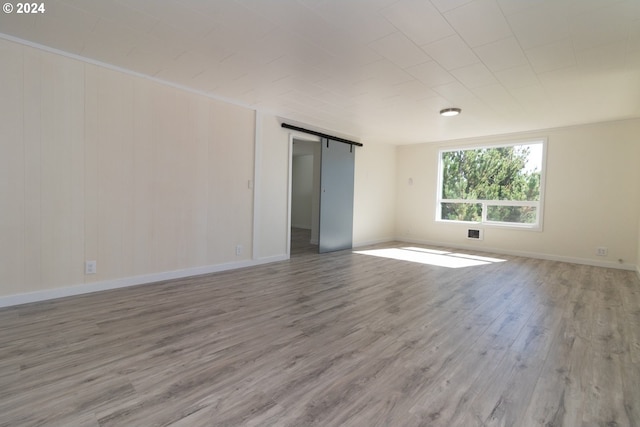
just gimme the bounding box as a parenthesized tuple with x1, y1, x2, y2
(290, 139, 320, 256)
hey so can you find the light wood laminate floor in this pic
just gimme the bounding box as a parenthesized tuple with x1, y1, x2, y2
(1, 242, 639, 427)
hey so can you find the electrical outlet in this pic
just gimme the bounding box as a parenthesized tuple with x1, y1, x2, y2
(85, 260, 97, 275)
(236, 245, 243, 256)
(595, 247, 608, 257)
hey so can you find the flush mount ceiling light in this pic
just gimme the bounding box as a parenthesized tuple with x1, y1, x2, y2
(440, 108, 461, 117)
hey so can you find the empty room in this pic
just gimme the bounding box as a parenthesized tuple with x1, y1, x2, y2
(1, 0, 640, 426)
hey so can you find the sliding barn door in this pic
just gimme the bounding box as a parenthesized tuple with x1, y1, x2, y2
(319, 138, 355, 253)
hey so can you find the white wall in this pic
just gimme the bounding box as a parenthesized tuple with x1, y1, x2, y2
(0, 38, 399, 305)
(637, 214, 640, 277)
(255, 114, 290, 261)
(637, 147, 640, 278)
(0, 39, 256, 302)
(637, 131, 640, 278)
(396, 119, 640, 269)
(353, 142, 397, 246)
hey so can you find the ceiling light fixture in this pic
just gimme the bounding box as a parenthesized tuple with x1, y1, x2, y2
(440, 108, 461, 117)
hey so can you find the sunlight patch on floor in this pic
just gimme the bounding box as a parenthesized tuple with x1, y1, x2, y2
(354, 247, 506, 268)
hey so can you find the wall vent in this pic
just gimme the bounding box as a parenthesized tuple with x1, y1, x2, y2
(467, 229, 483, 240)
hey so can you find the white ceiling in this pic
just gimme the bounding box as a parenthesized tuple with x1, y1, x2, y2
(1, 0, 640, 144)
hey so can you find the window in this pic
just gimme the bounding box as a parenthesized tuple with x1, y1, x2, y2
(437, 140, 545, 229)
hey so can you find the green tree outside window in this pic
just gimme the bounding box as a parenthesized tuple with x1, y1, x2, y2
(440, 143, 542, 224)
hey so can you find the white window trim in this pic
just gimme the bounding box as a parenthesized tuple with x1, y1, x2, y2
(436, 138, 547, 231)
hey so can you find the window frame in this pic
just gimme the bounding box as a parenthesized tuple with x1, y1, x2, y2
(436, 138, 547, 231)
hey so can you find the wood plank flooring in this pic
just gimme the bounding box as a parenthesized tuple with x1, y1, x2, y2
(1, 242, 639, 427)
(290, 227, 317, 256)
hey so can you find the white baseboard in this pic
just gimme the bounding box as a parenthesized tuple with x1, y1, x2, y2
(255, 254, 289, 264)
(396, 236, 637, 272)
(353, 237, 395, 248)
(0, 255, 288, 309)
